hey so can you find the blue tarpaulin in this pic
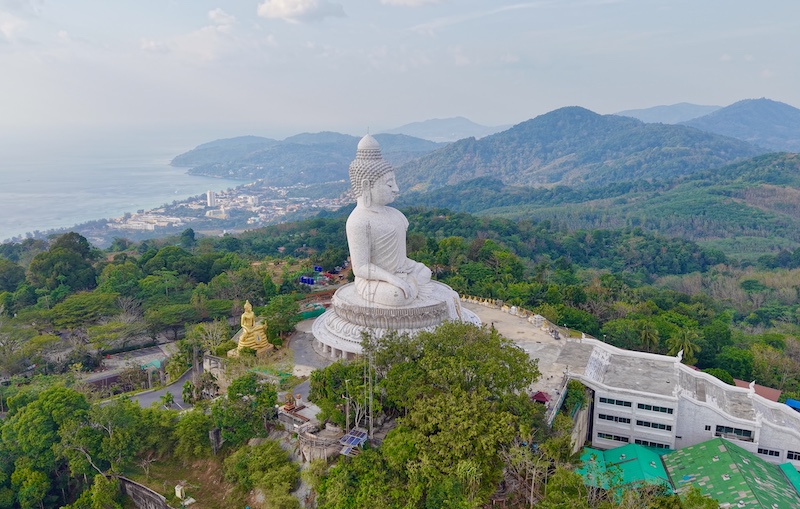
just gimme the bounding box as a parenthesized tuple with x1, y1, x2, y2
(785, 399, 800, 412)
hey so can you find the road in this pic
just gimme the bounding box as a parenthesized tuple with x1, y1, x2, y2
(131, 368, 195, 410)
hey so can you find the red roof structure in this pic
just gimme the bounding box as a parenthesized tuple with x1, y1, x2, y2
(531, 391, 551, 403)
(734, 379, 782, 402)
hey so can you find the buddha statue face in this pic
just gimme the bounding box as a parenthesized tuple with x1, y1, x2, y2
(365, 171, 399, 207)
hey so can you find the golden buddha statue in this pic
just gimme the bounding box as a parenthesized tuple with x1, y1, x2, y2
(237, 300, 268, 351)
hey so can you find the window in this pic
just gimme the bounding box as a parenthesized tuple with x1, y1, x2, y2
(705, 425, 711, 431)
(635, 439, 669, 449)
(787, 451, 800, 461)
(599, 414, 631, 424)
(758, 448, 780, 458)
(597, 432, 629, 443)
(637, 403, 674, 415)
(715, 426, 753, 442)
(599, 397, 632, 407)
(636, 420, 672, 431)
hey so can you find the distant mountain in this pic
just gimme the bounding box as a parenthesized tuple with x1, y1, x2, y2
(380, 117, 509, 142)
(171, 135, 278, 167)
(395, 106, 766, 192)
(616, 103, 721, 124)
(172, 132, 443, 186)
(681, 98, 800, 152)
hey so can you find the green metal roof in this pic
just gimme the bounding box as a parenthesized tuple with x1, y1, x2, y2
(577, 444, 672, 492)
(779, 463, 800, 497)
(663, 438, 800, 508)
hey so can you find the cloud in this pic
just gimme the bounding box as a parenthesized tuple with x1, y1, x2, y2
(257, 0, 345, 23)
(209, 8, 236, 29)
(0, 0, 43, 16)
(0, 10, 25, 41)
(761, 69, 775, 78)
(381, 0, 445, 6)
(139, 9, 241, 61)
(140, 38, 168, 53)
(411, 2, 550, 35)
(720, 53, 732, 62)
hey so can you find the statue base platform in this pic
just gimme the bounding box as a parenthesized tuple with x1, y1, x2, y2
(227, 344, 273, 358)
(312, 281, 480, 359)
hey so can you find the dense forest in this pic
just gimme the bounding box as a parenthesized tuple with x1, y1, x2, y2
(2, 206, 800, 507)
(400, 153, 800, 261)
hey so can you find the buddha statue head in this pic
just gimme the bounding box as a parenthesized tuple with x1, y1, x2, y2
(349, 134, 396, 206)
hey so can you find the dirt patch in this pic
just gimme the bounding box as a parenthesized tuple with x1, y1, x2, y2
(125, 456, 247, 509)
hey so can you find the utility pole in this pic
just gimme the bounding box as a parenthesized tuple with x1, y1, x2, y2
(368, 350, 374, 440)
(344, 379, 350, 433)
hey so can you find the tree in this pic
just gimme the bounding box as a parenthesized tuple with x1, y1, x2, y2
(10, 467, 48, 509)
(174, 409, 212, 461)
(639, 320, 661, 353)
(223, 440, 299, 507)
(160, 392, 174, 409)
(716, 347, 753, 380)
(0, 259, 24, 293)
(180, 228, 197, 250)
(51, 292, 119, 330)
(702, 368, 735, 385)
(27, 233, 97, 292)
(263, 294, 301, 345)
(212, 373, 277, 446)
(145, 304, 200, 340)
(374, 322, 540, 411)
(185, 319, 230, 354)
(96, 262, 143, 297)
(666, 328, 701, 365)
(2, 386, 90, 472)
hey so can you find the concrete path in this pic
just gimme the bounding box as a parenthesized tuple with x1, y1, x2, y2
(130, 368, 194, 410)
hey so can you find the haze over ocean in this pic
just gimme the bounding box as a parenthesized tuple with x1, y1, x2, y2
(0, 132, 244, 242)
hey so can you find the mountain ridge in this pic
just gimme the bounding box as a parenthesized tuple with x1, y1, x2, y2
(380, 116, 510, 142)
(616, 102, 721, 124)
(681, 98, 800, 152)
(395, 106, 766, 191)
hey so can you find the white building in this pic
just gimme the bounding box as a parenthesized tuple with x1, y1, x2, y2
(207, 190, 216, 207)
(559, 337, 800, 467)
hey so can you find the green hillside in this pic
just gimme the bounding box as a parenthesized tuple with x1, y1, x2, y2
(400, 153, 800, 260)
(396, 106, 765, 191)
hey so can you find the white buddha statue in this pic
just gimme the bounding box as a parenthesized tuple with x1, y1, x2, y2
(310, 134, 480, 358)
(346, 135, 432, 306)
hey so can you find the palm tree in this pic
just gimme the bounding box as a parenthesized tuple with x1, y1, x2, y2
(639, 321, 661, 353)
(667, 328, 701, 365)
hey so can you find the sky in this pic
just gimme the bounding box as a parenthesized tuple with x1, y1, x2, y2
(0, 0, 798, 144)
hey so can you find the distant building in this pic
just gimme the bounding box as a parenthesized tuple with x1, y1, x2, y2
(205, 206, 228, 219)
(207, 190, 216, 207)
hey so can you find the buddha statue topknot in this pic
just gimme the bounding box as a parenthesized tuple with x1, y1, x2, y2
(312, 135, 479, 358)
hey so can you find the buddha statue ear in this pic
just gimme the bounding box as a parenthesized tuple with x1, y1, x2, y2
(361, 178, 372, 207)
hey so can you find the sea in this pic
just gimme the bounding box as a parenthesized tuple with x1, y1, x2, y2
(0, 131, 245, 243)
